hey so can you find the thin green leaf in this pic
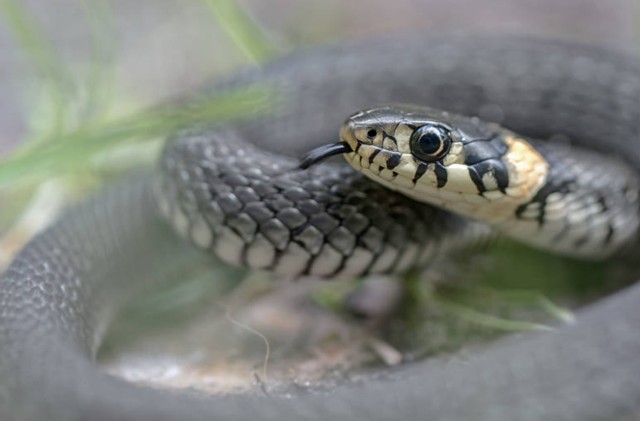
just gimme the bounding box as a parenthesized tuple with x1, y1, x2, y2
(203, 0, 277, 64)
(433, 294, 554, 333)
(0, 0, 73, 137)
(0, 87, 273, 188)
(78, 0, 117, 125)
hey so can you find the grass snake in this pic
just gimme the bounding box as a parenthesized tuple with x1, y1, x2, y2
(1, 34, 640, 421)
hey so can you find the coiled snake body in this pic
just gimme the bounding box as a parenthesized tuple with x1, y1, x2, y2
(2, 35, 640, 421)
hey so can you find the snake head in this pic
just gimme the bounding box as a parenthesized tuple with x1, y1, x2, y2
(338, 105, 549, 222)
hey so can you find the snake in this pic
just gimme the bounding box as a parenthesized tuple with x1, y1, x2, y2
(1, 34, 640, 421)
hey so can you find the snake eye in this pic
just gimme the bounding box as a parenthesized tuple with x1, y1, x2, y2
(410, 124, 452, 162)
(366, 128, 378, 139)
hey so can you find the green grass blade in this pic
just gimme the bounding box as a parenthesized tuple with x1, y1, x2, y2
(0, 0, 73, 137)
(434, 294, 554, 333)
(0, 86, 273, 188)
(203, 0, 277, 64)
(78, 0, 117, 125)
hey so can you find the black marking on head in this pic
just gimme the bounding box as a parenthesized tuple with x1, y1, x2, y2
(468, 166, 486, 194)
(368, 148, 381, 165)
(434, 162, 448, 188)
(413, 162, 428, 183)
(464, 137, 509, 165)
(489, 136, 509, 155)
(454, 116, 497, 142)
(383, 132, 398, 147)
(470, 159, 509, 193)
(493, 161, 509, 193)
(466, 159, 511, 195)
(387, 153, 401, 170)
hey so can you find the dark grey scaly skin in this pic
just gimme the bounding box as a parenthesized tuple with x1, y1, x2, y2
(158, 127, 485, 277)
(1, 35, 640, 421)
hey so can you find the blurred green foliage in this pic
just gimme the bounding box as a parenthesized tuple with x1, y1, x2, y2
(0, 0, 275, 228)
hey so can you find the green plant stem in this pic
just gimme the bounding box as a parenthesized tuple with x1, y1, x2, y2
(0, 0, 72, 137)
(203, 0, 277, 64)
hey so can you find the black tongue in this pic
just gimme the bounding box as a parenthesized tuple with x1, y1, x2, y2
(299, 142, 353, 169)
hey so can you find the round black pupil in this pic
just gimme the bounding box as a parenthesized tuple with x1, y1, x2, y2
(418, 129, 442, 155)
(367, 129, 377, 138)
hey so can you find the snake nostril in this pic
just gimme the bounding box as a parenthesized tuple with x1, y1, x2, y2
(367, 128, 378, 139)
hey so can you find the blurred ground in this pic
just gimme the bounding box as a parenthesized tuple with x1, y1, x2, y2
(1, 0, 638, 155)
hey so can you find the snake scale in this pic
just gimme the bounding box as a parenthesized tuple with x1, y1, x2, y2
(1, 34, 640, 421)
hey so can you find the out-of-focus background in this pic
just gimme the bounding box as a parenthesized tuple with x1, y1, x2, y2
(2, 0, 639, 154)
(1, 0, 639, 395)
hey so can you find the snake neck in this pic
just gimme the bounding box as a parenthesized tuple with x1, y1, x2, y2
(500, 139, 640, 258)
(355, 135, 640, 259)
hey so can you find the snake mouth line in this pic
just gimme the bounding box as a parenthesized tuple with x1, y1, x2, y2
(299, 141, 353, 169)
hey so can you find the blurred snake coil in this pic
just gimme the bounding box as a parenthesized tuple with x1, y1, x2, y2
(1, 34, 640, 421)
